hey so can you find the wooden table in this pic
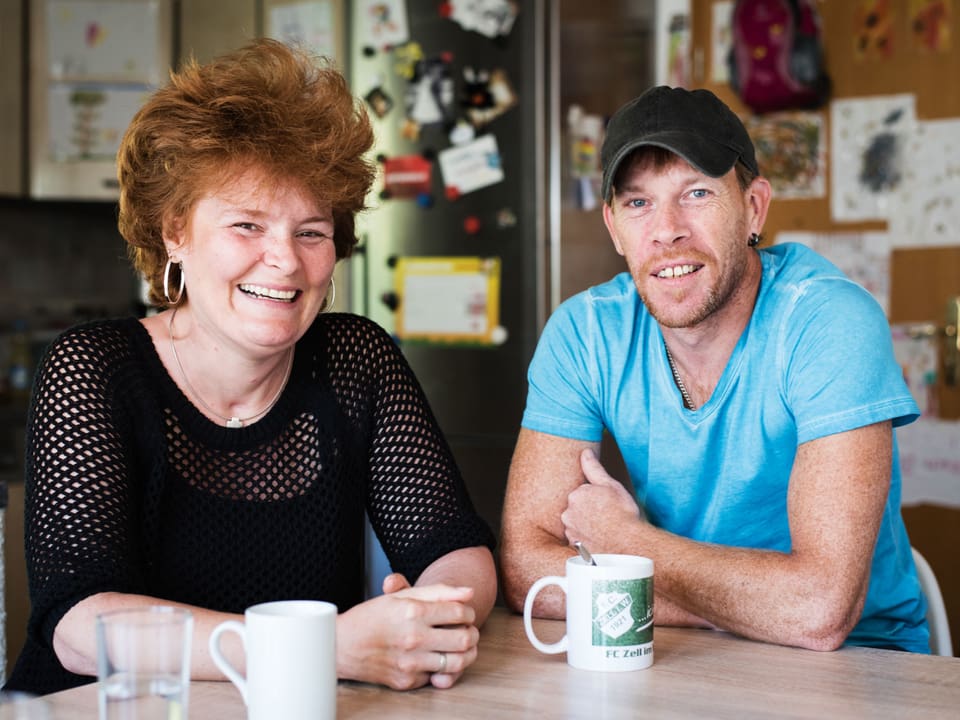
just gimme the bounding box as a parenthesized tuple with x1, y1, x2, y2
(24, 608, 960, 719)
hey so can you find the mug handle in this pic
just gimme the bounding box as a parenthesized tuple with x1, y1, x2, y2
(523, 576, 568, 654)
(209, 620, 249, 704)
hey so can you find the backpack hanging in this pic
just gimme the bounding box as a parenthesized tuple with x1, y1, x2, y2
(728, 0, 831, 114)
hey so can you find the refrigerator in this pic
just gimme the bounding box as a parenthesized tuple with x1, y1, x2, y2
(347, 1, 655, 587)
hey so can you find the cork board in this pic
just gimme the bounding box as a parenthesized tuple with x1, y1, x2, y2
(691, 0, 960, 240)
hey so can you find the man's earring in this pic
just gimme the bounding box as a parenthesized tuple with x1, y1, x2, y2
(748, 233, 761, 247)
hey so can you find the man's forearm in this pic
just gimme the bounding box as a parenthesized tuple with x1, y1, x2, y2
(501, 531, 577, 619)
(653, 592, 714, 629)
(610, 520, 866, 651)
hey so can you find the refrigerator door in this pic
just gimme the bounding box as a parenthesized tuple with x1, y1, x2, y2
(350, 1, 544, 540)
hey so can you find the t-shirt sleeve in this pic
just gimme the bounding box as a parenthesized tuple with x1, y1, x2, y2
(23, 324, 144, 648)
(781, 277, 920, 445)
(521, 298, 606, 442)
(358, 321, 495, 582)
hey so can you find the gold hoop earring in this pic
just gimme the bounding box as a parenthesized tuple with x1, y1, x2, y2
(321, 276, 336, 313)
(163, 259, 185, 306)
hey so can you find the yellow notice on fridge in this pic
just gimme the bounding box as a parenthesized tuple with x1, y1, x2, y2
(394, 256, 504, 346)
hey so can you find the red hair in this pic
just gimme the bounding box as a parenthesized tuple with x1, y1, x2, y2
(118, 38, 375, 306)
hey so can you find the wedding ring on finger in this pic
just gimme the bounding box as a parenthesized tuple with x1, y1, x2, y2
(437, 652, 447, 673)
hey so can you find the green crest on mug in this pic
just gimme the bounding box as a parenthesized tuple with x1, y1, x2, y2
(591, 578, 653, 647)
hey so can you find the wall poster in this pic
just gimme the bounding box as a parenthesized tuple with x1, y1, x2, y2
(268, 1, 339, 62)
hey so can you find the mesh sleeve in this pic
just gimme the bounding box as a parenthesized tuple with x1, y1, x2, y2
(324, 317, 495, 582)
(23, 323, 144, 645)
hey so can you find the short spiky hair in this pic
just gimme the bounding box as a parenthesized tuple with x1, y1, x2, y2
(118, 38, 376, 306)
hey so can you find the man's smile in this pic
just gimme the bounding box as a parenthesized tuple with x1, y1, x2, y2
(655, 264, 702, 279)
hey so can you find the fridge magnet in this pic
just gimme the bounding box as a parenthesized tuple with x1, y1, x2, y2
(364, 81, 394, 118)
(379, 290, 400, 312)
(401, 117, 421, 141)
(437, 134, 504, 196)
(830, 94, 916, 221)
(448, 119, 476, 145)
(379, 154, 433, 200)
(909, 0, 952, 54)
(394, 256, 502, 346)
(745, 112, 825, 200)
(461, 67, 517, 127)
(393, 41, 424, 80)
(496, 208, 517, 229)
(404, 55, 456, 128)
(441, 0, 518, 39)
(463, 215, 481, 235)
(358, 0, 410, 50)
(853, 0, 895, 61)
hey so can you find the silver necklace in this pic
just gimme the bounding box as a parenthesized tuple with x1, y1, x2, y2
(168, 308, 293, 428)
(664, 345, 695, 410)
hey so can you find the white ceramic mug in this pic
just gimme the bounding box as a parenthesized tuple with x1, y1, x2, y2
(209, 600, 337, 720)
(524, 554, 654, 672)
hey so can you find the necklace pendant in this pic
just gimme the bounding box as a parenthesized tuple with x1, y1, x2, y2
(226, 417, 244, 429)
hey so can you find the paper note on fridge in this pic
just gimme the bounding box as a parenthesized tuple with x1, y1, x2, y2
(438, 134, 505, 196)
(394, 256, 503, 345)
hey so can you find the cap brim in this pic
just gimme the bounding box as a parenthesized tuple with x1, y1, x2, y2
(602, 132, 741, 201)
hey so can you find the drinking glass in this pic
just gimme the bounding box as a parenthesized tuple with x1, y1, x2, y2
(96, 606, 193, 720)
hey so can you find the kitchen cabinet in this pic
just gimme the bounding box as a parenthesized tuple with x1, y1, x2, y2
(29, 0, 174, 200)
(0, 0, 25, 196)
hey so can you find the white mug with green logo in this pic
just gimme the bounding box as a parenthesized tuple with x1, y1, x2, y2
(523, 554, 654, 671)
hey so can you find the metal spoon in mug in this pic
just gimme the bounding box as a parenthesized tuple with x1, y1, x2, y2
(573, 541, 598, 566)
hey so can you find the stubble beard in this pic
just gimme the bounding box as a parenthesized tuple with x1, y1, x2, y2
(639, 282, 725, 329)
(635, 234, 751, 330)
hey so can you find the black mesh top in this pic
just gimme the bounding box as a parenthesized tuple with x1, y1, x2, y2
(5, 313, 494, 695)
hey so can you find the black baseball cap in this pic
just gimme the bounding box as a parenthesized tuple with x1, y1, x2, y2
(600, 86, 759, 201)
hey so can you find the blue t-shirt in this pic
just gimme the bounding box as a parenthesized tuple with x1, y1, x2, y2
(523, 243, 928, 653)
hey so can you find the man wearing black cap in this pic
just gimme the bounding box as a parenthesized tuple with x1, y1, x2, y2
(501, 86, 928, 653)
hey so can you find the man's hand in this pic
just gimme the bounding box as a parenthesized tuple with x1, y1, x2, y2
(561, 448, 642, 550)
